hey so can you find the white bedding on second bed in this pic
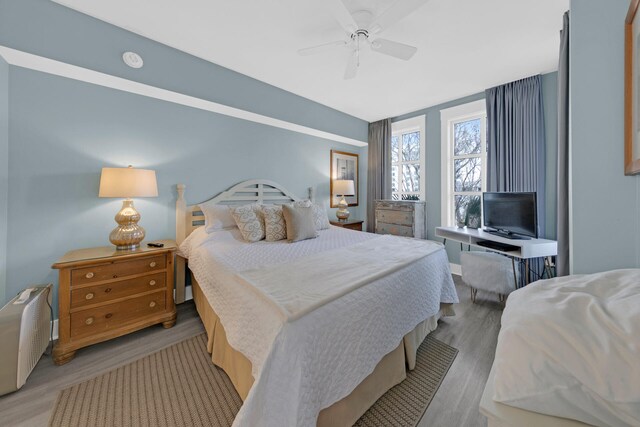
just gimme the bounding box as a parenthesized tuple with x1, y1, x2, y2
(181, 226, 458, 427)
(492, 269, 640, 427)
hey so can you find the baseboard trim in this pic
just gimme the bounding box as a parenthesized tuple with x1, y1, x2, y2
(450, 263, 461, 276)
(52, 318, 58, 341)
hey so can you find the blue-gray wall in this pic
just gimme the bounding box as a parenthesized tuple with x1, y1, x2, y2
(0, 56, 8, 303)
(569, 0, 640, 273)
(392, 72, 558, 264)
(0, 0, 369, 311)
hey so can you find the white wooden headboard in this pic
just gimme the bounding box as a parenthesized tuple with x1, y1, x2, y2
(176, 179, 314, 245)
(174, 179, 314, 303)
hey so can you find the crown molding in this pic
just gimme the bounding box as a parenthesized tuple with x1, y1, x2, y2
(0, 46, 367, 147)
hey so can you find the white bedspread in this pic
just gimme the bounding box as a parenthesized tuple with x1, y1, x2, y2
(238, 235, 443, 321)
(181, 226, 458, 427)
(493, 269, 640, 427)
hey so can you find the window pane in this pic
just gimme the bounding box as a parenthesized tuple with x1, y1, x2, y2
(454, 119, 481, 155)
(392, 193, 400, 201)
(392, 165, 399, 192)
(402, 164, 420, 192)
(402, 132, 420, 161)
(454, 157, 482, 192)
(454, 195, 482, 227)
(402, 194, 420, 201)
(391, 135, 399, 163)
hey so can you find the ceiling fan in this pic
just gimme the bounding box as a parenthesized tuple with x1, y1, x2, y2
(298, 0, 430, 79)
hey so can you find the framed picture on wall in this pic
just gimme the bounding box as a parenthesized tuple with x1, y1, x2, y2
(625, 0, 640, 175)
(330, 150, 359, 207)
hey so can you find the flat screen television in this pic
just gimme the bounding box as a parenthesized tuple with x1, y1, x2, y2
(482, 192, 537, 239)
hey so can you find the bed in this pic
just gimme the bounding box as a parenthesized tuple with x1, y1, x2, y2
(480, 269, 640, 427)
(174, 180, 459, 427)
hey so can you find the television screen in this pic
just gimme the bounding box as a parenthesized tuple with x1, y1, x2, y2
(482, 192, 537, 238)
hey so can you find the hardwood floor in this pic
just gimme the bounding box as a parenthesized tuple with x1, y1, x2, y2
(418, 276, 503, 427)
(0, 276, 503, 427)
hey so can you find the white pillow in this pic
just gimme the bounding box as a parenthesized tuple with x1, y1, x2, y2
(313, 204, 330, 230)
(493, 269, 640, 427)
(261, 205, 287, 242)
(198, 201, 236, 233)
(230, 204, 265, 242)
(293, 200, 330, 231)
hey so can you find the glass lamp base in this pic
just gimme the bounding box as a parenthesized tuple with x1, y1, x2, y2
(109, 199, 145, 250)
(336, 196, 350, 221)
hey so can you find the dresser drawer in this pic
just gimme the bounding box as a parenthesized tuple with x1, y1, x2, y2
(70, 291, 166, 339)
(375, 201, 414, 211)
(71, 255, 166, 286)
(375, 222, 414, 237)
(70, 272, 166, 309)
(375, 209, 414, 226)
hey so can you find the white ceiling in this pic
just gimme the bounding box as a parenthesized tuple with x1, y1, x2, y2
(53, 0, 569, 122)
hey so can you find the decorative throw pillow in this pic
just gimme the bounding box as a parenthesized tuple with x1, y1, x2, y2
(261, 205, 287, 242)
(230, 204, 265, 242)
(282, 204, 318, 243)
(198, 202, 236, 233)
(293, 200, 330, 231)
(312, 204, 330, 230)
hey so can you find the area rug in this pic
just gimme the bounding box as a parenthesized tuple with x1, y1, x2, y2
(49, 333, 458, 427)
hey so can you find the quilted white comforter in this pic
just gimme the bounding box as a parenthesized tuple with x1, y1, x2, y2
(181, 226, 458, 427)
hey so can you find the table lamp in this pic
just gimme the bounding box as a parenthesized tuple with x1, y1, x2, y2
(333, 179, 355, 221)
(99, 165, 158, 250)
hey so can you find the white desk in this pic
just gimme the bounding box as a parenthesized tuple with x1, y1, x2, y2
(435, 226, 557, 259)
(435, 226, 557, 285)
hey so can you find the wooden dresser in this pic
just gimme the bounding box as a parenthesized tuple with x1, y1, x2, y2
(374, 200, 426, 239)
(329, 219, 364, 231)
(52, 240, 177, 365)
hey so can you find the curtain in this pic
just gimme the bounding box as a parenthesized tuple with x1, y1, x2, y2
(366, 119, 392, 232)
(486, 75, 546, 279)
(556, 11, 570, 276)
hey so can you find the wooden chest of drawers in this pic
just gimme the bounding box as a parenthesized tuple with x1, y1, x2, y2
(329, 219, 364, 231)
(52, 240, 177, 365)
(374, 200, 426, 239)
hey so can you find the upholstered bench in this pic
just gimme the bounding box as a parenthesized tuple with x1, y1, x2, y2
(461, 251, 519, 303)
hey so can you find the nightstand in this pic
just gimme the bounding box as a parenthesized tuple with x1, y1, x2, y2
(330, 219, 364, 231)
(52, 240, 177, 365)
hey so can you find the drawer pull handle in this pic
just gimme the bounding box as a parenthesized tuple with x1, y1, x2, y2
(85, 272, 94, 279)
(85, 293, 94, 300)
(113, 274, 118, 278)
(85, 317, 94, 325)
(149, 261, 157, 268)
(149, 301, 156, 308)
(105, 288, 112, 293)
(149, 280, 156, 286)
(105, 313, 113, 319)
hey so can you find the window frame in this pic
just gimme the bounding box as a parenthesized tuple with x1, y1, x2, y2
(391, 115, 426, 201)
(440, 100, 487, 227)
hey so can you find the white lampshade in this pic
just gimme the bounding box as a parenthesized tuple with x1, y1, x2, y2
(333, 179, 355, 196)
(99, 166, 158, 198)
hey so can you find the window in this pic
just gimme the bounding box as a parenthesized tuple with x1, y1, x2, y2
(440, 100, 487, 227)
(391, 116, 426, 200)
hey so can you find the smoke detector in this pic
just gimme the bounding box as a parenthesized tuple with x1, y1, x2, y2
(122, 51, 143, 69)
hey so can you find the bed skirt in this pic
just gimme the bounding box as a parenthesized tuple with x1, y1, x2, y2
(191, 273, 451, 426)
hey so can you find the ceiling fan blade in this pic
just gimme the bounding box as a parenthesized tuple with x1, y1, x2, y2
(370, 38, 417, 60)
(344, 50, 358, 80)
(298, 40, 347, 56)
(326, 0, 358, 34)
(369, 0, 430, 34)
